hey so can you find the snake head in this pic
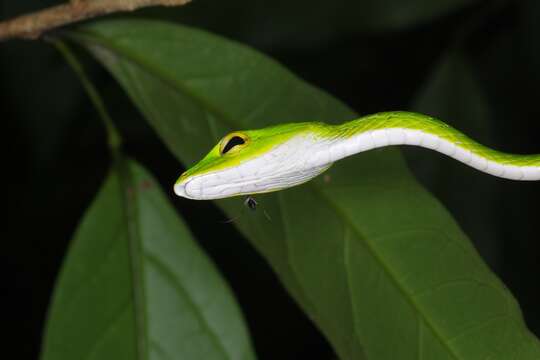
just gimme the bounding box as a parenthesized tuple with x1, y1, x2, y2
(174, 122, 332, 200)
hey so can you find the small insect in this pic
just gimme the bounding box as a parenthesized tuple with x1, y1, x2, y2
(222, 196, 271, 223)
(244, 196, 258, 211)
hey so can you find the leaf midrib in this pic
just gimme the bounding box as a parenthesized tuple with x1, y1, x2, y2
(117, 159, 148, 360)
(312, 182, 461, 360)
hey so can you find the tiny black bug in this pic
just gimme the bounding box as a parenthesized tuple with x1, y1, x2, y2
(244, 196, 257, 211)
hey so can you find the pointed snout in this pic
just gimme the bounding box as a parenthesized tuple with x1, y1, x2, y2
(174, 181, 188, 197)
(173, 172, 189, 198)
(173, 171, 208, 200)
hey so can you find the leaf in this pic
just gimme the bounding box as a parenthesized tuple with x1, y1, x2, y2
(71, 20, 540, 359)
(41, 157, 256, 360)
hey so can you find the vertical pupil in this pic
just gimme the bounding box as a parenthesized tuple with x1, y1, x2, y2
(222, 136, 245, 154)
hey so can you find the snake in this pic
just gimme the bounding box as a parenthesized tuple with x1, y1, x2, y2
(173, 111, 540, 200)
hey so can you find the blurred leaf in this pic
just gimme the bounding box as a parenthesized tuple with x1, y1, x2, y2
(414, 52, 490, 128)
(465, 0, 540, 336)
(71, 20, 540, 359)
(41, 157, 255, 360)
(410, 50, 502, 265)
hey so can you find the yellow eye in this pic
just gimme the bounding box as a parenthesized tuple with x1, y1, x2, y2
(220, 132, 249, 155)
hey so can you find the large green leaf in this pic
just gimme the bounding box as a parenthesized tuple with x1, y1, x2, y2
(41, 157, 255, 360)
(71, 20, 540, 359)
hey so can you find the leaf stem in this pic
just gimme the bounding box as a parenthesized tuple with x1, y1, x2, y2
(116, 157, 149, 360)
(51, 38, 122, 155)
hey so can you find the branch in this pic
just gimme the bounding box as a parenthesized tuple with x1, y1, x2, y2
(0, 0, 192, 41)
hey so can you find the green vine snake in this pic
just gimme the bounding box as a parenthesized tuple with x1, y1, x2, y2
(173, 112, 540, 200)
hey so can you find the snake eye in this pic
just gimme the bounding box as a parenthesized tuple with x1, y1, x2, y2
(220, 133, 248, 155)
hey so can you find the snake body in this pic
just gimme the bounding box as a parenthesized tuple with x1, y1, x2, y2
(174, 112, 540, 200)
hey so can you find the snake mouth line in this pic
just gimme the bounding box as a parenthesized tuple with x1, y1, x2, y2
(174, 169, 274, 199)
(175, 175, 247, 199)
(174, 161, 334, 200)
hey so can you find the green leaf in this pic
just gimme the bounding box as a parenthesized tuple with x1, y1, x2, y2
(71, 19, 540, 359)
(41, 157, 255, 360)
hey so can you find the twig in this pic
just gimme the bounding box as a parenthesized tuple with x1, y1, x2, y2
(0, 0, 192, 41)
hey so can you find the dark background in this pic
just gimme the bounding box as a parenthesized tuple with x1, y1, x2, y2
(1, 0, 539, 359)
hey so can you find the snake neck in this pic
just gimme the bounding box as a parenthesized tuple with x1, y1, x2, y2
(317, 111, 540, 181)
